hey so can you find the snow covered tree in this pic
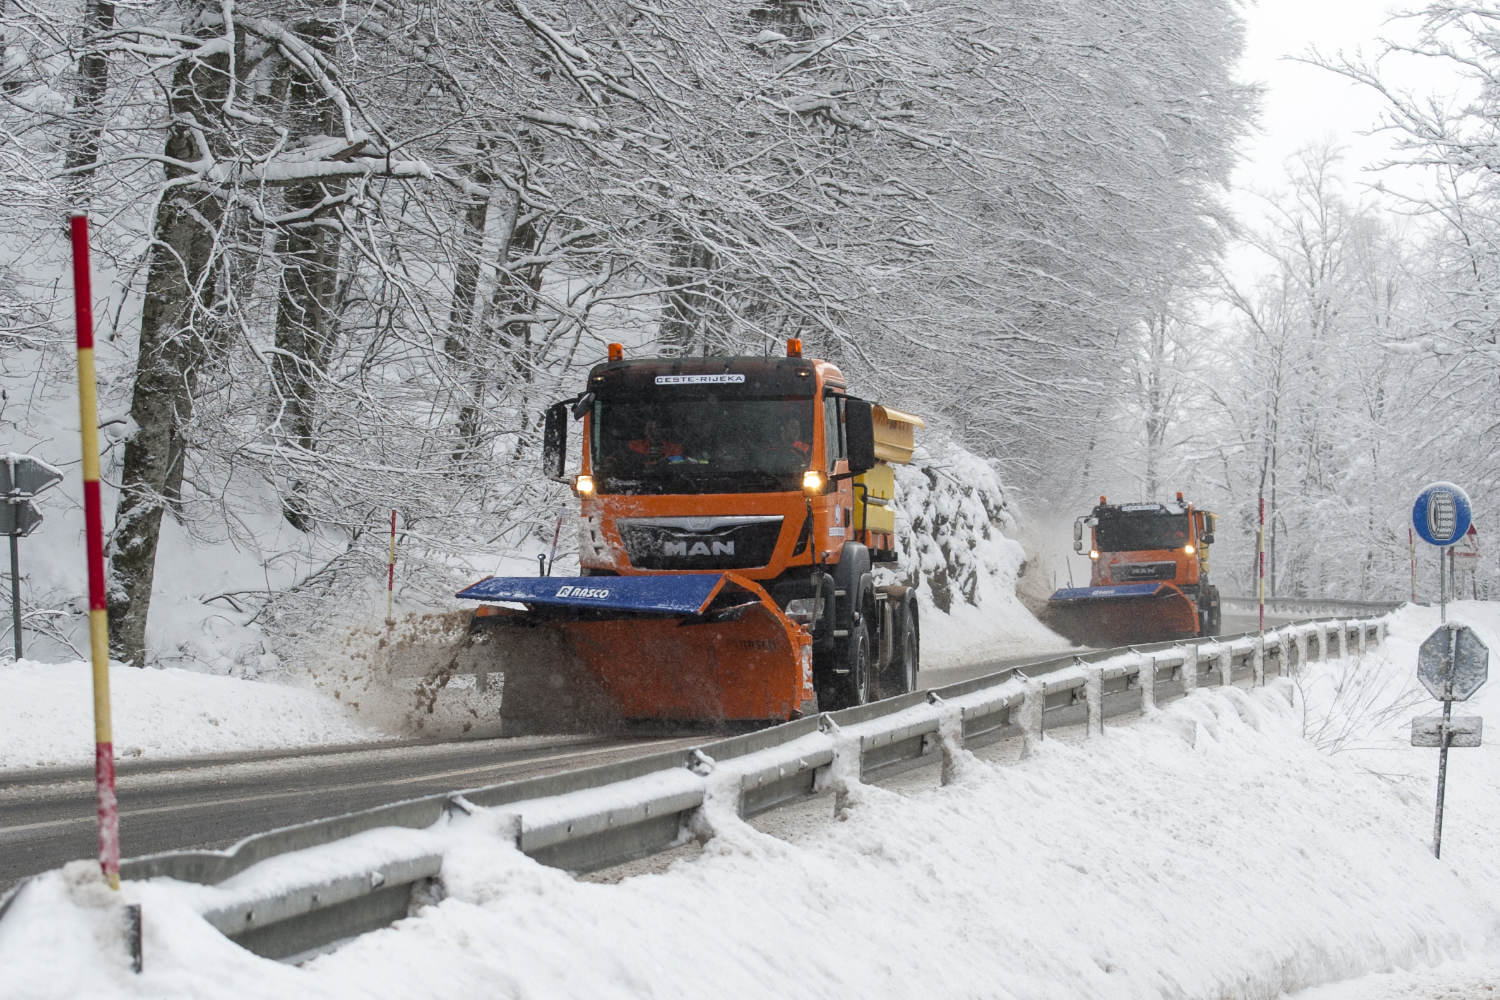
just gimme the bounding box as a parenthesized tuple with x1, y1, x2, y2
(1207, 145, 1426, 599)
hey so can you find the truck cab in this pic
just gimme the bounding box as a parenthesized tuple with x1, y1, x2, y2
(1046, 492, 1221, 645)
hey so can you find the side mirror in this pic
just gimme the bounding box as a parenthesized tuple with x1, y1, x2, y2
(844, 398, 876, 475)
(1200, 513, 1216, 546)
(570, 391, 595, 420)
(543, 402, 568, 481)
(1072, 519, 1083, 554)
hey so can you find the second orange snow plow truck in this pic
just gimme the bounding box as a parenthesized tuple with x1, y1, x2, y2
(1044, 494, 1220, 647)
(457, 340, 925, 734)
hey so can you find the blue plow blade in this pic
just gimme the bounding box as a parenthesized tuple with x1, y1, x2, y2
(1047, 582, 1168, 604)
(456, 573, 728, 616)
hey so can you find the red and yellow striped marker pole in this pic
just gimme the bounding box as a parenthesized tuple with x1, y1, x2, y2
(386, 509, 397, 626)
(70, 213, 119, 890)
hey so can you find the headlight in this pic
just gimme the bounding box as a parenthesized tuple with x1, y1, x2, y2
(574, 474, 595, 497)
(802, 469, 825, 495)
(1089, 549, 1100, 560)
(1183, 543, 1195, 555)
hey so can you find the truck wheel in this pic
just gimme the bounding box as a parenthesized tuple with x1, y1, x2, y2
(827, 619, 872, 710)
(892, 595, 919, 695)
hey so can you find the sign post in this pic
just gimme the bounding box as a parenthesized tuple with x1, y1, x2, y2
(1412, 622, 1489, 857)
(2, 453, 63, 659)
(1454, 525, 1480, 598)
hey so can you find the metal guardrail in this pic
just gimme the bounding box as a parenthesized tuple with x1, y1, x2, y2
(0, 616, 1389, 962)
(1223, 595, 1404, 616)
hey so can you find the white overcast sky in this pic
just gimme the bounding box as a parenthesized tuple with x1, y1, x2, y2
(1232, 0, 1453, 203)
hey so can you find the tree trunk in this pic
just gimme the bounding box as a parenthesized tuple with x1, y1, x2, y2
(108, 22, 231, 665)
(269, 14, 344, 531)
(447, 167, 493, 463)
(659, 225, 717, 355)
(0, 0, 26, 95)
(482, 201, 546, 461)
(62, 0, 115, 204)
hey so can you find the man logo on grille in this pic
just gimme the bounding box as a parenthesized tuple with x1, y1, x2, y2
(663, 540, 734, 557)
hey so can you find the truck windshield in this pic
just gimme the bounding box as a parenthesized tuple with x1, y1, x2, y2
(591, 397, 815, 495)
(1095, 512, 1190, 551)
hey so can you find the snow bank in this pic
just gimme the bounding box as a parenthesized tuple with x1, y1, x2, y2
(0, 659, 390, 770)
(6, 604, 1500, 998)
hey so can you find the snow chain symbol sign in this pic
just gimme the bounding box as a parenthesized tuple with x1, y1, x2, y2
(1412, 482, 1472, 547)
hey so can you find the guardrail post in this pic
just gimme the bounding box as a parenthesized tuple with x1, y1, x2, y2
(1316, 624, 1329, 662)
(687, 765, 745, 847)
(1295, 627, 1308, 667)
(1277, 632, 1292, 677)
(1357, 623, 1368, 655)
(1138, 653, 1156, 712)
(125, 903, 142, 973)
(1085, 664, 1104, 737)
(1217, 644, 1232, 686)
(1182, 644, 1198, 693)
(1253, 636, 1265, 686)
(928, 692, 965, 786)
(819, 717, 862, 819)
(1019, 678, 1045, 759)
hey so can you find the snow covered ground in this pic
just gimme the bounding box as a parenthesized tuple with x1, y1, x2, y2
(4, 602, 1500, 997)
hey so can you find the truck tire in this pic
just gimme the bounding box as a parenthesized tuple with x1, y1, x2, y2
(891, 593, 919, 695)
(1205, 585, 1222, 634)
(828, 618, 872, 710)
(813, 544, 874, 711)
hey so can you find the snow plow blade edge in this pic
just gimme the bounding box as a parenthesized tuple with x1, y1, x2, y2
(458, 573, 814, 733)
(1043, 582, 1200, 647)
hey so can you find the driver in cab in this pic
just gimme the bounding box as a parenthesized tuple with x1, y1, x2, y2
(779, 414, 811, 467)
(628, 418, 684, 465)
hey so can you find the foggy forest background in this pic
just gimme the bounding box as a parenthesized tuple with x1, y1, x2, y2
(2, 0, 1499, 666)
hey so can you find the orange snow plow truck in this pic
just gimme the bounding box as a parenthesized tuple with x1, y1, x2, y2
(457, 340, 925, 734)
(1043, 494, 1220, 647)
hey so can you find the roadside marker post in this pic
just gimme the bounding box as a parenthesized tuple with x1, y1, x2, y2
(386, 508, 397, 628)
(71, 213, 142, 970)
(69, 214, 120, 892)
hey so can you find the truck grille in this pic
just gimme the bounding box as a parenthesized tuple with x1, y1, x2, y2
(618, 516, 783, 570)
(1117, 561, 1177, 582)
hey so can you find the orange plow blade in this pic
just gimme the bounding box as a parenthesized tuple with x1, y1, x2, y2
(459, 573, 815, 734)
(1043, 583, 1200, 648)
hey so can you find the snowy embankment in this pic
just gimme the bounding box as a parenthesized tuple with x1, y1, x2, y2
(4, 603, 1500, 997)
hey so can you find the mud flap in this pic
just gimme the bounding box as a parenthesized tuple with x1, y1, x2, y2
(1044, 583, 1200, 647)
(460, 573, 815, 733)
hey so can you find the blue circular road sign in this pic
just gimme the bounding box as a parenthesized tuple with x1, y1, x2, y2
(1413, 482, 1473, 547)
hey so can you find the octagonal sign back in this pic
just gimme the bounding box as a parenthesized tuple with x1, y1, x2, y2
(1418, 624, 1490, 702)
